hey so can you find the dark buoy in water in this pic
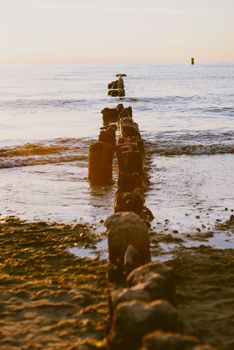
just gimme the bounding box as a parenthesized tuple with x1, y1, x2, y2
(191, 57, 195, 65)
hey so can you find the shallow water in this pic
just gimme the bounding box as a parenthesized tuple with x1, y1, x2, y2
(0, 63, 233, 252)
(148, 154, 234, 231)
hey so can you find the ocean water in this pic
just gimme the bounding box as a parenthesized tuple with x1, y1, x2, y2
(0, 63, 234, 251)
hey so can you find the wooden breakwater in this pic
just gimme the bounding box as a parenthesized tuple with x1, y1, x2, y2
(88, 77, 216, 350)
(108, 74, 126, 97)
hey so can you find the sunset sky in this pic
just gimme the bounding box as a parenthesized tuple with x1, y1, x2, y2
(0, 0, 234, 63)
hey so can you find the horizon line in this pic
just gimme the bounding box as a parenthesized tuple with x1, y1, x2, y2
(1, 60, 233, 65)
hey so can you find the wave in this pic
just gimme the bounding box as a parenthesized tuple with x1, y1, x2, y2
(206, 107, 234, 116)
(1, 96, 234, 122)
(190, 106, 234, 117)
(1, 131, 233, 169)
(0, 98, 87, 111)
(147, 143, 234, 156)
(124, 95, 201, 105)
(146, 130, 234, 156)
(0, 143, 64, 157)
(0, 138, 90, 169)
(0, 97, 128, 112)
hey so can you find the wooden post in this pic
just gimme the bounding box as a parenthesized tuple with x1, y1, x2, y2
(88, 141, 113, 185)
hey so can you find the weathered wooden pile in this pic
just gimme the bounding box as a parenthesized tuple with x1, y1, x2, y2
(88, 83, 216, 350)
(108, 74, 126, 97)
(88, 108, 117, 185)
(115, 104, 153, 222)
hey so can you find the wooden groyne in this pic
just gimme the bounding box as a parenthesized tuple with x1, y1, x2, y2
(87, 77, 216, 350)
(108, 74, 126, 97)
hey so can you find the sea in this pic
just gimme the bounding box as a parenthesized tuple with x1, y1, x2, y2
(0, 63, 234, 255)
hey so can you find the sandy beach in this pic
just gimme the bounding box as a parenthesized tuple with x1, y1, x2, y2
(0, 215, 233, 349)
(0, 217, 109, 350)
(1, 0, 234, 347)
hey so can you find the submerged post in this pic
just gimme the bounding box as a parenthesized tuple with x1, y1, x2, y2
(191, 57, 195, 65)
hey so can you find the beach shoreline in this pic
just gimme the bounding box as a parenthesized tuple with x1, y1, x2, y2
(0, 216, 233, 349)
(0, 216, 109, 350)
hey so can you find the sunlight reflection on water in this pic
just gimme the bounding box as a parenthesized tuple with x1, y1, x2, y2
(0, 63, 234, 257)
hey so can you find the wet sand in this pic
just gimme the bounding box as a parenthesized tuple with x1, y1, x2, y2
(0, 217, 109, 350)
(0, 216, 234, 349)
(169, 246, 234, 350)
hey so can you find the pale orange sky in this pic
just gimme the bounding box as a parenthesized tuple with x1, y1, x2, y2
(0, 0, 234, 63)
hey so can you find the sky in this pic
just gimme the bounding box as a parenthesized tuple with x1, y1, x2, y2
(0, 0, 234, 63)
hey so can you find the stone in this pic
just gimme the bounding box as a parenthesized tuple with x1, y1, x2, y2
(109, 272, 168, 314)
(104, 212, 151, 280)
(127, 261, 176, 306)
(136, 273, 168, 300)
(140, 331, 200, 350)
(109, 285, 151, 320)
(107, 300, 180, 350)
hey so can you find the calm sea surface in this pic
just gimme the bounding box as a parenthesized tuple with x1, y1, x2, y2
(0, 63, 233, 252)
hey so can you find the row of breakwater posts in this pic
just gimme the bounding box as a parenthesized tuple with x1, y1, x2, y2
(88, 78, 216, 350)
(108, 73, 126, 97)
